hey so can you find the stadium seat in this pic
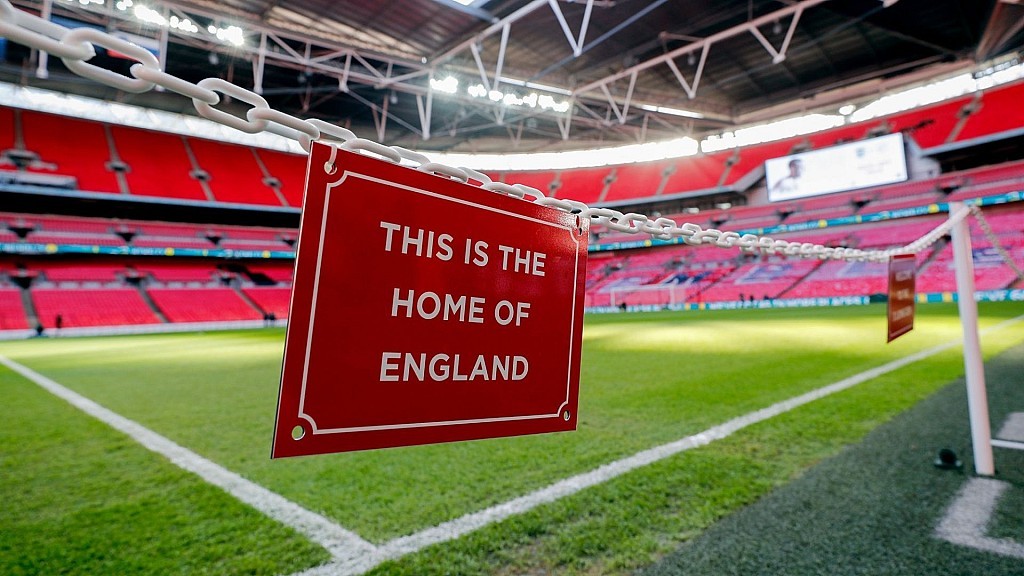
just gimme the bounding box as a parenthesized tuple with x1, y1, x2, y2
(242, 287, 291, 318)
(31, 288, 160, 328)
(255, 149, 308, 207)
(886, 96, 972, 148)
(189, 138, 283, 206)
(20, 111, 120, 193)
(0, 287, 29, 330)
(956, 81, 1024, 141)
(662, 153, 728, 194)
(554, 167, 611, 203)
(602, 161, 670, 202)
(111, 125, 208, 201)
(147, 288, 263, 322)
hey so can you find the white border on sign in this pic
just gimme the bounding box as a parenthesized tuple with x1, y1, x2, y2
(298, 171, 583, 435)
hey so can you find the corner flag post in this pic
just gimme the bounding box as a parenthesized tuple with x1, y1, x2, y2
(949, 201, 995, 476)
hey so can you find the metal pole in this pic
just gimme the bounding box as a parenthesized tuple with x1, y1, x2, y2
(949, 202, 995, 476)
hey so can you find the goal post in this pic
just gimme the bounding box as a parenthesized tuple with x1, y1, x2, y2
(609, 282, 693, 308)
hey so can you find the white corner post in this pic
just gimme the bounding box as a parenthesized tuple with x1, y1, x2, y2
(949, 202, 995, 476)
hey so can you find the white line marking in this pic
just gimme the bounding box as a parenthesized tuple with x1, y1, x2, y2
(0, 354, 377, 565)
(996, 412, 1024, 442)
(296, 313, 1024, 575)
(936, 477, 1024, 559)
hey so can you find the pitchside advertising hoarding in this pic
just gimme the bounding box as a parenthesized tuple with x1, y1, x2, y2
(272, 143, 589, 458)
(766, 133, 909, 203)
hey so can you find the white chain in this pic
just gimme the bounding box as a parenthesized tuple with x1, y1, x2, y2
(0, 0, 961, 263)
(969, 205, 1024, 280)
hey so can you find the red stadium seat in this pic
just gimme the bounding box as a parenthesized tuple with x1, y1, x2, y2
(885, 96, 972, 148)
(21, 111, 120, 193)
(243, 287, 291, 318)
(604, 161, 670, 202)
(554, 167, 611, 203)
(189, 138, 283, 206)
(255, 149, 308, 207)
(957, 81, 1024, 141)
(662, 153, 729, 194)
(31, 288, 160, 328)
(147, 288, 262, 322)
(0, 288, 29, 330)
(111, 125, 207, 201)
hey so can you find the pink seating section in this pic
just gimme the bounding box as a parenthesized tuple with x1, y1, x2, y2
(31, 288, 160, 328)
(138, 263, 220, 283)
(0, 288, 28, 330)
(699, 260, 822, 302)
(243, 287, 291, 318)
(41, 264, 125, 283)
(784, 260, 890, 298)
(0, 211, 296, 251)
(586, 202, 1024, 305)
(147, 288, 262, 323)
(248, 265, 294, 283)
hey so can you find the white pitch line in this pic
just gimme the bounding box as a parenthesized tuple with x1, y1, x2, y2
(0, 354, 377, 565)
(935, 477, 1024, 559)
(296, 313, 1024, 576)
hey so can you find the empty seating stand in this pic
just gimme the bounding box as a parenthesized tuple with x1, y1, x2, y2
(40, 264, 125, 283)
(148, 288, 262, 323)
(31, 288, 160, 328)
(111, 125, 208, 201)
(140, 263, 220, 284)
(662, 154, 728, 194)
(957, 82, 1024, 141)
(21, 111, 120, 193)
(603, 161, 670, 203)
(0, 288, 28, 330)
(554, 167, 611, 203)
(189, 138, 283, 206)
(885, 96, 973, 148)
(243, 287, 291, 318)
(255, 149, 308, 207)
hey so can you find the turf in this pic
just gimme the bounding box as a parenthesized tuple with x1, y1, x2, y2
(0, 363, 330, 576)
(1, 302, 1023, 574)
(643, 342, 1024, 576)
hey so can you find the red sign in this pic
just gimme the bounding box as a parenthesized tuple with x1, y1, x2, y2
(887, 253, 916, 342)
(272, 143, 589, 457)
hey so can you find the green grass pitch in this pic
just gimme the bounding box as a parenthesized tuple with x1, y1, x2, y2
(1, 302, 1023, 575)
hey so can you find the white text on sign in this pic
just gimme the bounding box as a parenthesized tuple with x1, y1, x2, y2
(379, 220, 543, 383)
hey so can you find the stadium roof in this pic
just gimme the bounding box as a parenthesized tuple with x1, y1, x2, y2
(3, 0, 1023, 153)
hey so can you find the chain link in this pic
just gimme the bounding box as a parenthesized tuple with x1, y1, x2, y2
(969, 205, 1024, 281)
(0, 0, 971, 264)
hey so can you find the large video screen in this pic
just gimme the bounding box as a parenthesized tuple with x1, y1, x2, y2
(765, 132, 908, 202)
